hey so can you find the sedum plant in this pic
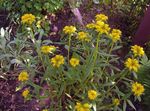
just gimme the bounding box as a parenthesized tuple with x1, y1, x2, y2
(1, 13, 147, 111)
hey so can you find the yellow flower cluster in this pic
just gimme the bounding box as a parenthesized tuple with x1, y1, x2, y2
(70, 58, 80, 67)
(41, 45, 56, 54)
(22, 89, 29, 98)
(125, 58, 140, 72)
(88, 89, 98, 100)
(86, 14, 122, 42)
(86, 23, 95, 29)
(21, 13, 35, 25)
(42, 109, 48, 111)
(36, 20, 42, 28)
(63, 26, 76, 35)
(51, 55, 64, 67)
(132, 82, 145, 96)
(75, 102, 90, 111)
(131, 45, 144, 57)
(95, 14, 108, 22)
(95, 21, 110, 34)
(86, 14, 110, 35)
(109, 29, 122, 42)
(77, 32, 90, 42)
(113, 98, 120, 106)
(18, 71, 29, 82)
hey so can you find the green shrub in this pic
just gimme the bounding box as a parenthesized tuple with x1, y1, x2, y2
(0, 0, 64, 18)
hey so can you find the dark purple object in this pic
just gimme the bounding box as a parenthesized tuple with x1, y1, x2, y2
(133, 6, 150, 46)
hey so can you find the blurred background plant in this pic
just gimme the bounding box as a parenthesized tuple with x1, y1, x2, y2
(0, 0, 64, 18)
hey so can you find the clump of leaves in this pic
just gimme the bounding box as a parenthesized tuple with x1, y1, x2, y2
(0, 0, 64, 19)
(137, 55, 150, 110)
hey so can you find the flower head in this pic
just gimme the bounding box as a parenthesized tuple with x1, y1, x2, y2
(63, 26, 76, 35)
(88, 90, 98, 100)
(77, 32, 90, 42)
(36, 20, 42, 28)
(70, 58, 80, 67)
(41, 45, 56, 54)
(22, 89, 29, 98)
(95, 21, 110, 34)
(125, 58, 140, 72)
(51, 55, 65, 67)
(21, 13, 35, 25)
(132, 82, 145, 96)
(95, 14, 108, 22)
(131, 45, 144, 57)
(75, 102, 90, 111)
(109, 29, 122, 42)
(42, 109, 48, 111)
(113, 98, 120, 106)
(86, 23, 95, 29)
(18, 71, 29, 82)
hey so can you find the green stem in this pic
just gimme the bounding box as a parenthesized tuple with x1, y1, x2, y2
(83, 33, 101, 83)
(102, 42, 114, 73)
(107, 42, 114, 63)
(104, 69, 129, 97)
(30, 27, 45, 72)
(68, 35, 72, 63)
(93, 34, 101, 65)
(30, 27, 35, 44)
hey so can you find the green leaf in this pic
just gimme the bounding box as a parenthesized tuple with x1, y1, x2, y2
(127, 100, 136, 110)
(123, 101, 127, 111)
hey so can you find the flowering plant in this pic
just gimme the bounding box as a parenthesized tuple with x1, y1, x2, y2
(1, 13, 146, 111)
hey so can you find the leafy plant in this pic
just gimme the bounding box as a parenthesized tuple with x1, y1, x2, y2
(137, 55, 150, 110)
(0, 0, 64, 19)
(4, 13, 146, 111)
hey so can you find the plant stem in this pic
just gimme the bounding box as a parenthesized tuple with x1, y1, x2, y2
(83, 33, 101, 83)
(68, 35, 72, 63)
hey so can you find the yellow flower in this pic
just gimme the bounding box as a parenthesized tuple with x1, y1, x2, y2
(75, 102, 82, 111)
(95, 21, 110, 34)
(41, 45, 56, 54)
(125, 58, 140, 72)
(63, 26, 76, 34)
(95, 14, 108, 22)
(88, 90, 98, 100)
(36, 20, 42, 28)
(21, 13, 35, 25)
(132, 82, 145, 96)
(18, 71, 29, 82)
(77, 32, 90, 42)
(109, 29, 122, 42)
(75, 102, 90, 111)
(22, 89, 29, 98)
(70, 58, 80, 67)
(86, 23, 95, 29)
(51, 55, 65, 67)
(113, 98, 120, 106)
(42, 109, 48, 111)
(131, 45, 145, 57)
